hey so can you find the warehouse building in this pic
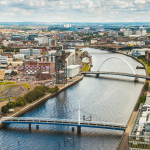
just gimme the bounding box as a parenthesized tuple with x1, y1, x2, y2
(67, 65, 80, 79)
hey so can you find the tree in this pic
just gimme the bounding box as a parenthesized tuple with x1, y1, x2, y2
(1, 106, 8, 113)
(144, 82, 149, 91)
(11, 71, 17, 76)
(6, 102, 16, 109)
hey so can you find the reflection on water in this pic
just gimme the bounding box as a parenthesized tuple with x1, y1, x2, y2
(0, 48, 146, 150)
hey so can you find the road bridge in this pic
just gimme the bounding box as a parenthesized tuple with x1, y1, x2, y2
(1, 117, 126, 134)
(76, 45, 132, 51)
(81, 71, 148, 82)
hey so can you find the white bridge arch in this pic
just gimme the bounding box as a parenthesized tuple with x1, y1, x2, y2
(98, 56, 136, 75)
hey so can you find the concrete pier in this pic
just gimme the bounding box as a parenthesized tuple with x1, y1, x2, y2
(77, 126, 81, 134)
(72, 127, 74, 132)
(134, 75, 138, 82)
(96, 74, 99, 77)
(36, 125, 39, 130)
(29, 124, 31, 131)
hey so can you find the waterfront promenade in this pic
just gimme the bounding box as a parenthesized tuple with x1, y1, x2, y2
(0, 75, 83, 127)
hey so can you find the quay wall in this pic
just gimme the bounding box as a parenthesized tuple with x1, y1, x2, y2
(0, 76, 83, 128)
(114, 51, 148, 76)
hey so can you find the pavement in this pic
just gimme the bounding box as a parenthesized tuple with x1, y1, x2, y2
(117, 83, 150, 150)
(117, 111, 137, 150)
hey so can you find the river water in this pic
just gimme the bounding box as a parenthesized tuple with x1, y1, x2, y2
(0, 48, 146, 150)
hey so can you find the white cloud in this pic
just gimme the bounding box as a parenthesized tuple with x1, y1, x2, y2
(1, 0, 8, 5)
(0, 0, 149, 22)
(134, 0, 146, 4)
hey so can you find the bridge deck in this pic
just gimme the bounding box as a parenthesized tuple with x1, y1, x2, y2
(1, 117, 126, 131)
(81, 71, 149, 79)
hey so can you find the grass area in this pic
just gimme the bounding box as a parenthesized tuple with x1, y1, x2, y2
(81, 64, 90, 71)
(24, 83, 30, 90)
(0, 96, 16, 101)
(1, 83, 30, 91)
(0, 82, 16, 85)
(139, 59, 150, 75)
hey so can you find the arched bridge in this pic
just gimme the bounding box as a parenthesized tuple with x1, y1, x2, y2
(81, 56, 147, 82)
(81, 71, 149, 82)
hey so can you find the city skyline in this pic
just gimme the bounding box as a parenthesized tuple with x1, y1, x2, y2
(0, 0, 150, 22)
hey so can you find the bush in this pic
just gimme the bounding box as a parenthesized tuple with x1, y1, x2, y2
(1, 86, 59, 113)
(49, 86, 59, 93)
(137, 55, 145, 59)
(138, 95, 146, 108)
(1, 106, 9, 113)
(11, 71, 17, 76)
(144, 82, 149, 91)
(6, 102, 16, 109)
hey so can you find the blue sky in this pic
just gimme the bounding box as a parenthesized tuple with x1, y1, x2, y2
(0, 0, 150, 22)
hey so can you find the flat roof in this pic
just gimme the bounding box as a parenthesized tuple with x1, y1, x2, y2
(67, 65, 80, 69)
(145, 97, 150, 105)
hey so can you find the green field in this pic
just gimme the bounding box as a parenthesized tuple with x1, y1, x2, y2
(0, 96, 16, 101)
(81, 64, 90, 71)
(139, 59, 150, 75)
(0, 82, 16, 85)
(2, 83, 30, 91)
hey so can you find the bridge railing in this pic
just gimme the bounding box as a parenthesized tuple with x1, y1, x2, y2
(1, 117, 126, 129)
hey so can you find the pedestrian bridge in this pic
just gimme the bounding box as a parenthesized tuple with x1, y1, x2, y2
(81, 71, 149, 82)
(81, 56, 148, 82)
(1, 117, 126, 133)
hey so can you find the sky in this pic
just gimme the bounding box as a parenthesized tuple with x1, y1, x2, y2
(0, 0, 150, 22)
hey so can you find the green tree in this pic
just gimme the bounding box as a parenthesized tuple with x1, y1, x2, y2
(6, 102, 16, 109)
(1, 106, 8, 113)
(144, 82, 149, 91)
(11, 71, 17, 76)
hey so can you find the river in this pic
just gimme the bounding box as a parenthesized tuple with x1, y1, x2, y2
(0, 48, 146, 150)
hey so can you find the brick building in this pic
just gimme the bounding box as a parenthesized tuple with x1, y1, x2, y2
(0, 52, 13, 58)
(24, 61, 55, 75)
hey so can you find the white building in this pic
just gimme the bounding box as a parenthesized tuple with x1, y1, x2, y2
(48, 49, 75, 66)
(67, 65, 80, 78)
(13, 54, 25, 59)
(91, 39, 97, 44)
(131, 49, 146, 57)
(124, 30, 132, 36)
(82, 57, 90, 64)
(34, 37, 48, 45)
(125, 41, 145, 47)
(20, 49, 41, 56)
(2, 40, 10, 47)
(142, 29, 147, 36)
(136, 30, 141, 35)
(108, 31, 118, 37)
(64, 24, 71, 28)
(65, 49, 75, 66)
(0, 55, 7, 64)
(136, 29, 147, 36)
(120, 28, 126, 32)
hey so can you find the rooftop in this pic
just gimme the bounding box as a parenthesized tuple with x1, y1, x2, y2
(67, 65, 80, 69)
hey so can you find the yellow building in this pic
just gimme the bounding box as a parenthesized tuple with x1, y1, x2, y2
(0, 69, 5, 81)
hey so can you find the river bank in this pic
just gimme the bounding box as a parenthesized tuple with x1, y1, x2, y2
(112, 50, 147, 150)
(117, 81, 146, 150)
(114, 51, 148, 76)
(0, 75, 83, 128)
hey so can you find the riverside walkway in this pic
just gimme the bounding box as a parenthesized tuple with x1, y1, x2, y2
(1, 117, 126, 133)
